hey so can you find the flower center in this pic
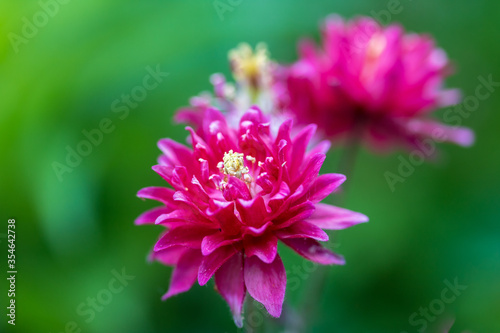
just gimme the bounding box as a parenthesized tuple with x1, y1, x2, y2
(213, 149, 255, 187)
(365, 33, 386, 61)
(220, 150, 249, 179)
(229, 43, 270, 90)
(361, 33, 387, 82)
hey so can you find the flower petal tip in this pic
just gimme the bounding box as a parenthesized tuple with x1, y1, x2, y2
(455, 128, 475, 147)
(233, 314, 243, 328)
(265, 303, 283, 318)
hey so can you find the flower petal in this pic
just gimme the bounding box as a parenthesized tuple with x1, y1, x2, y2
(281, 238, 345, 265)
(158, 138, 194, 169)
(243, 233, 278, 264)
(306, 203, 369, 230)
(135, 206, 171, 225)
(274, 201, 315, 229)
(307, 173, 346, 203)
(242, 221, 273, 237)
(154, 225, 217, 252)
(236, 196, 268, 228)
(155, 210, 197, 225)
(244, 255, 286, 318)
(137, 187, 174, 205)
(207, 200, 242, 235)
(215, 252, 246, 328)
(268, 181, 291, 212)
(162, 249, 202, 299)
(152, 165, 174, 184)
(293, 153, 326, 189)
(274, 220, 329, 241)
(198, 244, 241, 286)
(201, 232, 241, 256)
(223, 176, 252, 201)
(406, 119, 475, 147)
(305, 140, 331, 159)
(290, 124, 317, 174)
(151, 246, 187, 266)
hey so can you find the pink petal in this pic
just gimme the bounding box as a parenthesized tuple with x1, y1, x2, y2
(223, 176, 252, 201)
(236, 196, 268, 228)
(151, 246, 187, 266)
(162, 249, 202, 299)
(290, 124, 317, 174)
(157, 138, 194, 168)
(135, 206, 171, 225)
(437, 89, 461, 107)
(207, 200, 242, 235)
(270, 184, 306, 218)
(155, 210, 197, 225)
(198, 245, 241, 286)
(268, 182, 291, 212)
(243, 233, 278, 264)
(307, 173, 346, 203)
(274, 221, 329, 241)
(240, 106, 268, 125)
(215, 252, 246, 328)
(169, 166, 190, 190)
(154, 225, 217, 252)
(306, 203, 369, 230)
(137, 187, 174, 205)
(174, 107, 205, 128)
(274, 201, 315, 229)
(293, 153, 326, 189)
(186, 127, 215, 163)
(275, 119, 293, 147)
(242, 221, 273, 237)
(244, 255, 286, 318)
(304, 140, 331, 162)
(172, 191, 212, 223)
(201, 232, 241, 256)
(281, 238, 345, 265)
(274, 119, 293, 161)
(152, 165, 174, 183)
(406, 119, 475, 147)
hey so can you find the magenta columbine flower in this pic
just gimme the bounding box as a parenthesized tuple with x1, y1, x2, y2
(275, 15, 474, 151)
(136, 107, 367, 326)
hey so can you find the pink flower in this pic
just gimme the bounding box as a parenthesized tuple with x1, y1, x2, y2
(275, 15, 474, 152)
(136, 107, 367, 326)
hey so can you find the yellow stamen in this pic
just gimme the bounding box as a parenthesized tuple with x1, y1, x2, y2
(221, 150, 250, 179)
(361, 33, 387, 83)
(228, 43, 270, 89)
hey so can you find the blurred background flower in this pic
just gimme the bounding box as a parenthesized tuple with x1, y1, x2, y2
(1, 0, 499, 332)
(275, 15, 474, 152)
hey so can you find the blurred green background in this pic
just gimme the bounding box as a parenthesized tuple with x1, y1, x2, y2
(1, 0, 499, 332)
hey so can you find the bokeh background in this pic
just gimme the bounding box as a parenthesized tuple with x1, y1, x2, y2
(1, 0, 499, 332)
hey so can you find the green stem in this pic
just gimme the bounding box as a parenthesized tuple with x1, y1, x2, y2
(292, 134, 361, 332)
(336, 132, 361, 204)
(244, 298, 256, 332)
